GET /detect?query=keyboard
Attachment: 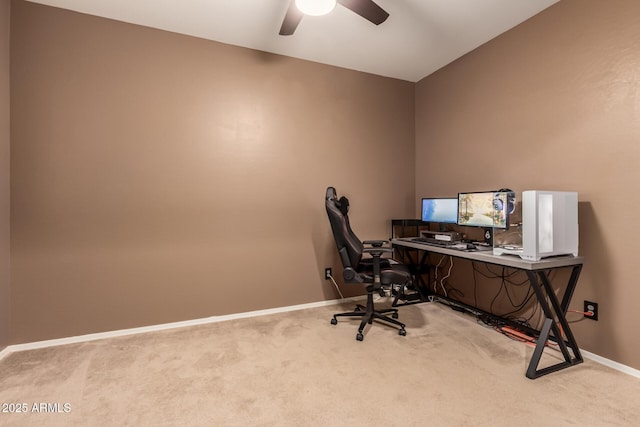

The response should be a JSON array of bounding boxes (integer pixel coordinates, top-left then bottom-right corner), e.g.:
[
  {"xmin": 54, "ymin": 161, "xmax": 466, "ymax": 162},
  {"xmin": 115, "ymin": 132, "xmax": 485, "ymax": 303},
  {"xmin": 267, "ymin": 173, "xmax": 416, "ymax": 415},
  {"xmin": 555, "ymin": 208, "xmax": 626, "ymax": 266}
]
[
  {"xmin": 410, "ymin": 237, "xmax": 473, "ymax": 250},
  {"xmin": 410, "ymin": 237, "xmax": 454, "ymax": 247},
  {"xmin": 409, "ymin": 237, "xmax": 494, "ymax": 252}
]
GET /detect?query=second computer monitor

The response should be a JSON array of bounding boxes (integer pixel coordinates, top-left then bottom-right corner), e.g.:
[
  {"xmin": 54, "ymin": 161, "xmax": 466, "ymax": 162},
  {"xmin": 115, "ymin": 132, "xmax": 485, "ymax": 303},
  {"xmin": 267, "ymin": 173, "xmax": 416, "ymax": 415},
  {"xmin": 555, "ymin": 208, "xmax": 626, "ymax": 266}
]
[
  {"xmin": 421, "ymin": 198, "xmax": 458, "ymax": 224},
  {"xmin": 457, "ymin": 191, "xmax": 508, "ymax": 229}
]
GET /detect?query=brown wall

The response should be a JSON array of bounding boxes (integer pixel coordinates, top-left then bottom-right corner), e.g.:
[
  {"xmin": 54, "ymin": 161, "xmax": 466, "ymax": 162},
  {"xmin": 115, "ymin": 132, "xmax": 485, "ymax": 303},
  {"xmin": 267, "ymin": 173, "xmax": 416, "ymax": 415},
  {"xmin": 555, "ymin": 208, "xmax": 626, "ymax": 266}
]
[
  {"xmin": 0, "ymin": 0, "xmax": 10, "ymax": 350},
  {"xmin": 9, "ymin": 1, "xmax": 415, "ymax": 343},
  {"xmin": 8, "ymin": 0, "xmax": 638, "ymax": 371},
  {"xmin": 415, "ymin": 0, "xmax": 640, "ymax": 369}
]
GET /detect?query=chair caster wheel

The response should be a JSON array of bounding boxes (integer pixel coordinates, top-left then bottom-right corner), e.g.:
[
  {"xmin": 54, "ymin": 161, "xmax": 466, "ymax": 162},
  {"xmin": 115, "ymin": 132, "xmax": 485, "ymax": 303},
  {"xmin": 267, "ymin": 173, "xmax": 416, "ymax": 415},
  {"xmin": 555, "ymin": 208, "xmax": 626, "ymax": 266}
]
[
  {"xmin": 356, "ymin": 333, "xmax": 364, "ymax": 341},
  {"xmin": 399, "ymin": 329, "xmax": 406, "ymax": 336},
  {"xmin": 330, "ymin": 318, "xmax": 337, "ymax": 325},
  {"xmin": 392, "ymin": 312, "xmax": 399, "ymax": 319}
]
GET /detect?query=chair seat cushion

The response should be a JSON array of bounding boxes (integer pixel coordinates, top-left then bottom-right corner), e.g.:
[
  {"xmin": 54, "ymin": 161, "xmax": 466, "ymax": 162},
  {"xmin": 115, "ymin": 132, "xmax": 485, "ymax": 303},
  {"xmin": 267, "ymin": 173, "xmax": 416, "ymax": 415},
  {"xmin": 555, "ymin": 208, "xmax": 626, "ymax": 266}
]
[
  {"xmin": 358, "ymin": 257, "xmax": 392, "ymax": 269},
  {"xmin": 357, "ymin": 259, "xmax": 412, "ymax": 286},
  {"xmin": 380, "ymin": 264, "xmax": 413, "ymax": 286}
]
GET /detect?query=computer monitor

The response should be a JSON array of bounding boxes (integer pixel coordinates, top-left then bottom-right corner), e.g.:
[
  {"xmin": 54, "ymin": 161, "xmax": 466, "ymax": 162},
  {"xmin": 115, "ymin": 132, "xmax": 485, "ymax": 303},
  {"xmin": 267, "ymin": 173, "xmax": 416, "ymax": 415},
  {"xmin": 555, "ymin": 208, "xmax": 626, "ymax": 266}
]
[
  {"xmin": 421, "ymin": 198, "xmax": 458, "ymax": 224},
  {"xmin": 457, "ymin": 191, "xmax": 509, "ymax": 229}
]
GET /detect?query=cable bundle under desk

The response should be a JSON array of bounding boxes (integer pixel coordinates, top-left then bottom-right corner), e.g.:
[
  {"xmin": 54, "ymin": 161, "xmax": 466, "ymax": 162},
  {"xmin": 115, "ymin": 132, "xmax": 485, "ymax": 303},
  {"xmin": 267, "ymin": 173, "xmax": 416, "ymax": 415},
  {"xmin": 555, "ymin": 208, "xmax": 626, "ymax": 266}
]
[{"xmin": 390, "ymin": 237, "xmax": 585, "ymax": 379}]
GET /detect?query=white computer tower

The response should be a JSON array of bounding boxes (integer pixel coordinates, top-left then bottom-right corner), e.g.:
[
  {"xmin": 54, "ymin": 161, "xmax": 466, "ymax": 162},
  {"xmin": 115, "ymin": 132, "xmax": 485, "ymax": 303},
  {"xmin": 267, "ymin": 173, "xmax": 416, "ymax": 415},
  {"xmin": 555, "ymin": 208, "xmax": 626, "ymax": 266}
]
[{"xmin": 494, "ymin": 190, "xmax": 578, "ymax": 261}]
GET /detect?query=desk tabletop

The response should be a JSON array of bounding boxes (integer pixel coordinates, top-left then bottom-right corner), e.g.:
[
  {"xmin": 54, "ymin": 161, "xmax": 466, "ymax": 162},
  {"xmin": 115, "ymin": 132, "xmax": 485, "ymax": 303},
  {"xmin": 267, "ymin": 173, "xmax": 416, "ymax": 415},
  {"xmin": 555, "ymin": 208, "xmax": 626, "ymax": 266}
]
[{"xmin": 391, "ymin": 238, "xmax": 584, "ymax": 271}]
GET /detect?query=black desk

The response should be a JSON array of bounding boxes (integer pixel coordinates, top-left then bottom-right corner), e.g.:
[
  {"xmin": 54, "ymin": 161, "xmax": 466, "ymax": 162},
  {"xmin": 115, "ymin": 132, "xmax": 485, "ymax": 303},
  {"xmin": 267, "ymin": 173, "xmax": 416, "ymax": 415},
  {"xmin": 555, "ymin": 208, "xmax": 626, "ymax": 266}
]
[{"xmin": 391, "ymin": 237, "xmax": 585, "ymax": 379}]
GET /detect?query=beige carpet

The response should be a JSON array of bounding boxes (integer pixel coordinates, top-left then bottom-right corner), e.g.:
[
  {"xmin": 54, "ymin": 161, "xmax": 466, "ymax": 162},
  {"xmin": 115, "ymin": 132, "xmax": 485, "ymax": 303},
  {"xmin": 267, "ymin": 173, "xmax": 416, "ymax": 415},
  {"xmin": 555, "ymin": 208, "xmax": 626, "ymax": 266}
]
[{"xmin": 1, "ymin": 301, "xmax": 639, "ymax": 426}]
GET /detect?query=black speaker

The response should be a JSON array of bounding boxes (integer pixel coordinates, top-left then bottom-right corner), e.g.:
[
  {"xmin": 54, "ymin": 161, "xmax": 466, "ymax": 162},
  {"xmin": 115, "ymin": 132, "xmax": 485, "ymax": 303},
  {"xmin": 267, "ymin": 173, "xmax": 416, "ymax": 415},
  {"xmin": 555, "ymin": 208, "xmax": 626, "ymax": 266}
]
[{"xmin": 483, "ymin": 228, "xmax": 493, "ymax": 246}]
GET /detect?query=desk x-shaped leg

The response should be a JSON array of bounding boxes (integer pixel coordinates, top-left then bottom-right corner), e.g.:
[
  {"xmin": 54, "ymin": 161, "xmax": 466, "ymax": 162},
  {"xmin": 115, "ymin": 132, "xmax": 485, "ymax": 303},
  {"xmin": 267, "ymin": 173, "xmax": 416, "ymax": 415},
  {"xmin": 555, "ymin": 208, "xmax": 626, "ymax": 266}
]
[{"xmin": 525, "ymin": 264, "xmax": 584, "ymax": 379}]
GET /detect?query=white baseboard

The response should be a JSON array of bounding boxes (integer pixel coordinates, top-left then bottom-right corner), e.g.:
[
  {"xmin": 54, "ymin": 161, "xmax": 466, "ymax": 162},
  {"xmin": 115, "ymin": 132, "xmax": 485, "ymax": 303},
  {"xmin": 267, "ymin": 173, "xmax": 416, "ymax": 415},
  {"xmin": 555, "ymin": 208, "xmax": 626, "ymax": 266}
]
[
  {"xmin": 0, "ymin": 345, "xmax": 10, "ymax": 361},
  {"xmin": 0, "ymin": 296, "xmax": 363, "ymax": 358},
  {"xmin": 581, "ymin": 349, "xmax": 640, "ymax": 379},
  {"xmin": 1, "ymin": 297, "xmax": 639, "ymax": 380}
]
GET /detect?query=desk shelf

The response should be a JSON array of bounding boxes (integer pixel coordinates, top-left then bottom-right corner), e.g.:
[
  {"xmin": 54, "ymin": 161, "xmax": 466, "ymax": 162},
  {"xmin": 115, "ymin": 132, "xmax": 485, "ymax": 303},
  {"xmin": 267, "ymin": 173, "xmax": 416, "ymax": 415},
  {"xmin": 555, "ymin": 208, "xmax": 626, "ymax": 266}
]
[{"xmin": 391, "ymin": 219, "xmax": 428, "ymax": 239}]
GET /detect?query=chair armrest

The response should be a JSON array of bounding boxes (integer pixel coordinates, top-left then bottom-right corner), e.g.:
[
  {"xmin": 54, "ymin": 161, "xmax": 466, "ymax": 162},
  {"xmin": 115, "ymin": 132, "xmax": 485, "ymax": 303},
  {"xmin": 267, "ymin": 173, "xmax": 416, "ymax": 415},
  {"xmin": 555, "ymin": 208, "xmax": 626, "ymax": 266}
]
[
  {"xmin": 363, "ymin": 240, "xmax": 388, "ymax": 247},
  {"xmin": 362, "ymin": 247, "xmax": 392, "ymax": 285},
  {"xmin": 363, "ymin": 247, "xmax": 393, "ymax": 257}
]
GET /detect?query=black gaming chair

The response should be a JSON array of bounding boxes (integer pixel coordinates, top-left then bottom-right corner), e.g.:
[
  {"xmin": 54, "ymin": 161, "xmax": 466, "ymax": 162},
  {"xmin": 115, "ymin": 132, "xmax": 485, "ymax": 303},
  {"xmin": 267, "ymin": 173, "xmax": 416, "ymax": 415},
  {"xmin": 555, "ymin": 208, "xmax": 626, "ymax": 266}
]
[{"xmin": 325, "ymin": 187, "xmax": 413, "ymax": 341}]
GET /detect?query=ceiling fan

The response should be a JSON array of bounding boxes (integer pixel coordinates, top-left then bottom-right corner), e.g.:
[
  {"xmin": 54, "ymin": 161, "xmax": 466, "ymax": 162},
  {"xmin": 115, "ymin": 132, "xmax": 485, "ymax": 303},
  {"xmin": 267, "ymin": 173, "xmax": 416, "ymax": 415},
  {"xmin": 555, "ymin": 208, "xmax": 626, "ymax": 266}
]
[{"xmin": 279, "ymin": 0, "xmax": 390, "ymax": 36}]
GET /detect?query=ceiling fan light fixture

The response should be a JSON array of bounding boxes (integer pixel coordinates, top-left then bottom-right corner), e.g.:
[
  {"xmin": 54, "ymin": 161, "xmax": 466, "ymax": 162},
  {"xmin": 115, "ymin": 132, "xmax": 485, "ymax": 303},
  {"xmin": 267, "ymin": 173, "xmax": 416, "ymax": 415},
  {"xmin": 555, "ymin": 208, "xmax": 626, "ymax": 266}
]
[{"xmin": 295, "ymin": 0, "xmax": 337, "ymax": 16}]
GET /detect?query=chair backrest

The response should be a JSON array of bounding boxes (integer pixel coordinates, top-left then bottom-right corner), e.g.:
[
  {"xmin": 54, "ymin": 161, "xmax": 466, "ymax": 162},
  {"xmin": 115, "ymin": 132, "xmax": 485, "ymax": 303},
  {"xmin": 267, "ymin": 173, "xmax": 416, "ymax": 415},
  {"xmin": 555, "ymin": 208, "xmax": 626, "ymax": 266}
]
[{"xmin": 325, "ymin": 187, "xmax": 364, "ymax": 270}]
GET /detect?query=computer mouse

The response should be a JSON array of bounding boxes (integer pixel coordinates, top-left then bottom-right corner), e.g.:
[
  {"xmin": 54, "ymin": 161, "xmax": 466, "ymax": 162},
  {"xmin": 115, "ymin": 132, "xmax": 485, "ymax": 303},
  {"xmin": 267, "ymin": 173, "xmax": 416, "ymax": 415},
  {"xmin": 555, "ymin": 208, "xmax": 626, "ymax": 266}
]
[{"xmin": 466, "ymin": 243, "xmax": 477, "ymax": 250}]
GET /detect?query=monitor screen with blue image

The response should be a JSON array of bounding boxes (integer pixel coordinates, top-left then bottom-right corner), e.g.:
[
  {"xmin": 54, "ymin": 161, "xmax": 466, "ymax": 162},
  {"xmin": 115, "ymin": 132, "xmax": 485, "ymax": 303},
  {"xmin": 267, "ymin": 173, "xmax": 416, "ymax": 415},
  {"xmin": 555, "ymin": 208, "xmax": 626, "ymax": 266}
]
[{"xmin": 421, "ymin": 198, "xmax": 458, "ymax": 224}]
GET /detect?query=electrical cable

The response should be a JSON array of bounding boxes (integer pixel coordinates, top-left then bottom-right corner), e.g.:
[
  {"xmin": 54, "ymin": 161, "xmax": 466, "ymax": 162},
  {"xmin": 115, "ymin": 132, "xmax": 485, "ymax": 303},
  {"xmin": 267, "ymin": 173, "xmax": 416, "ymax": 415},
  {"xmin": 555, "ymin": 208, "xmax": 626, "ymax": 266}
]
[
  {"xmin": 426, "ymin": 248, "xmax": 575, "ymax": 352},
  {"xmin": 497, "ymin": 326, "xmax": 537, "ymax": 347},
  {"xmin": 566, "ymin": 309, "xmax": 595, "ymax": 323},
  {"xmin": 471, "ymin": 262, "xmax": 540, "ymax": 330},
  {"xmin": 428, "ymin": 252, "xmax": 464, "ymax": 299},
  {"xmin": 329, "ymin": 272, "xmax": 387, "ymax": 302},
  {"xmin": 472, "ymin": 261, "xmax": 479, "ymax": 308},
  {"xmin": 433, "ymin": 255, "xmax": 448, "ymax": 294},
  {"xmin": 438, "ymin": 254, "xmax": 568, "ymax": 343},
  {"xmin": 439, "ymin": 256, "xmax": 454, "ymax": 297},
  {"xmin": 327, "ymin": 274, "xmax": 344, "ymax": 299}
]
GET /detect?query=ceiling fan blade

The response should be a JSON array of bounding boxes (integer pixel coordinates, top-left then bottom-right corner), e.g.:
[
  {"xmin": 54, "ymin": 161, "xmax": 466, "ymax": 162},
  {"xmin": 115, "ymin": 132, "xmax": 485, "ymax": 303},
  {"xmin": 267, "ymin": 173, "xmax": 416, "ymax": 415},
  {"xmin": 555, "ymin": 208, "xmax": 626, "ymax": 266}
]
[
  {"xmin": 338, "ymin": 0, "xmax": 389, "ymax": 25},
  {"xmin": 279, "ymin": 1, "xmax": 304, "ymax": 35}
]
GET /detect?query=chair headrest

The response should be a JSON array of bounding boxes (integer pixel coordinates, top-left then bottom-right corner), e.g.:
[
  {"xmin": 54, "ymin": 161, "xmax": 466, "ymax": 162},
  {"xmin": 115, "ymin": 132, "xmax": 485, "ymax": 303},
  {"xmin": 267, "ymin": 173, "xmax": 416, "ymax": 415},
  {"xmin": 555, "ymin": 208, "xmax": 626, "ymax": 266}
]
[
  {"xmin": 326, "ymin": 187, "xmax": 336, "ymax": 200},
  {"xmin": 337, "ymin": 196, "xmax": 349, "ymax": 215},
  {"xmin": 326, "ymin": 187, "xmax": 350, "ymax": 215}
]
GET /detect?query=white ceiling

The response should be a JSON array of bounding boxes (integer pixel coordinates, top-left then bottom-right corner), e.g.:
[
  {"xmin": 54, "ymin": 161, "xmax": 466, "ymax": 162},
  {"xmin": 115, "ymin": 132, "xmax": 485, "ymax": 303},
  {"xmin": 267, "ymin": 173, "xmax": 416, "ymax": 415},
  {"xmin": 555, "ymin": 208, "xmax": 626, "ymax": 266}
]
[{"xmin": 26, "ymin": 0, "xmax": 560, "ymax": 82}]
